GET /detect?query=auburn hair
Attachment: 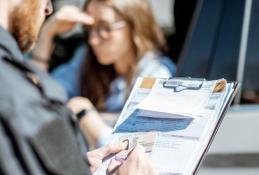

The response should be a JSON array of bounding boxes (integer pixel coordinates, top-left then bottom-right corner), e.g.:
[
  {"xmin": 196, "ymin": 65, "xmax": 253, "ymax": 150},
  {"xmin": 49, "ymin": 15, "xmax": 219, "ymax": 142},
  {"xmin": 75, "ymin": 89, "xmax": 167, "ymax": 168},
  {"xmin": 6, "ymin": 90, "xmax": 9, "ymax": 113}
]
[{"xmin": 80, "ymin": 0, "xmax": 166, "ymax": 110}]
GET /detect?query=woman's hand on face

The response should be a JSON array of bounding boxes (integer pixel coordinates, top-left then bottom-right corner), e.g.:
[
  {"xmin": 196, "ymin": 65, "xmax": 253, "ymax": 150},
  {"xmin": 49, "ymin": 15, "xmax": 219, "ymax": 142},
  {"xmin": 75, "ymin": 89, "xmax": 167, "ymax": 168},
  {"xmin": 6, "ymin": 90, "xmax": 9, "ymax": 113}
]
[{"xmin": 42, "ymin": 5, "xmax": 94, "ymax": 37}]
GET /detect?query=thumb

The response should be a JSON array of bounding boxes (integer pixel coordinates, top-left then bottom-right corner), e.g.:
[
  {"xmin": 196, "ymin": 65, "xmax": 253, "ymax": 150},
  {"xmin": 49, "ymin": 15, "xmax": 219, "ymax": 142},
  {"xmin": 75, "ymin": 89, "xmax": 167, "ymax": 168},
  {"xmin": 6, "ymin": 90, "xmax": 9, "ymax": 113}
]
[
  {"xmin": 101, "ymin": 142, "xmax": 128, "ymax": 158},
  {"xmin": 75, "ymin": 12, "xmax": 94, "ymax": 25},
  {"xmin": 107, "ymin": 159, "xmax": 122, "ymax": 175},
  {"xmin": 129, "ymin": 145, "xmax": 145, "ymax": 156},
  {"xmin": 69, "ymin": 7, "xmax": 94, "ymax": 25}
]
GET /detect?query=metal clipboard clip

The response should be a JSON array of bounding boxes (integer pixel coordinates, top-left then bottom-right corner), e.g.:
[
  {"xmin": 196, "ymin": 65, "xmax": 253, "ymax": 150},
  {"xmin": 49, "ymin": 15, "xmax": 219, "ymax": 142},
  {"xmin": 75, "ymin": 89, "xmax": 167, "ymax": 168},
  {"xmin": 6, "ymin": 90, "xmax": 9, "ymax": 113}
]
[{"xmin": 162, "ymin": 77, "xmax": 205, "ymax": 92}]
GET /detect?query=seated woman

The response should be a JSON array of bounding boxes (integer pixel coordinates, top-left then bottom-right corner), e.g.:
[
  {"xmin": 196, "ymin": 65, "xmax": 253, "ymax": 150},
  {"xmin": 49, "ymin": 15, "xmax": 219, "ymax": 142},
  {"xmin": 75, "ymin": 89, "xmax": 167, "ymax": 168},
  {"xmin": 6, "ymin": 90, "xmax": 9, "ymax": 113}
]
[{"xmin": 32, "ymin": 0, "xmax": 176, "ymax": 148}]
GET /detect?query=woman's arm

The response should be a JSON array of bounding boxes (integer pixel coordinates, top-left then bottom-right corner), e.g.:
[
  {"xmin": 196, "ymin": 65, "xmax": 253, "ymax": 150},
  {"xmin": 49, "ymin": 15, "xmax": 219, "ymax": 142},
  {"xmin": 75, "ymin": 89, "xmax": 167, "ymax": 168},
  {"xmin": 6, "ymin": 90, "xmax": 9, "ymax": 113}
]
[
  {"xmin": 31, "ymin": 6, "xmax": 94, "ymax": 71},
  {"xmin": 67, "ymin": 97, "xmax": 112, "ymax": 149},
  {"xmin": 31, "ymin": 25, "xmax": 55, "ymax": 71}
]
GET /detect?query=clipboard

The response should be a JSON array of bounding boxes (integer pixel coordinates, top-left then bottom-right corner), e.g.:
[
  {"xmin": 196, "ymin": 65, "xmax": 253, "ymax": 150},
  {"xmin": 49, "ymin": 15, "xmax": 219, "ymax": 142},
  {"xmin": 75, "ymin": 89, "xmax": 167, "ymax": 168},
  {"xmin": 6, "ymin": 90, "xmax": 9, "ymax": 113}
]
[
  {"xmin": 139, "ymin": 77, "xmax": 239, "ymax": 174},
  {"xmin": 163, "ymin": 77, "xmax": 205, "ymax": 92},
  {"xmin": 162, "ymin": 77, "xmax": 228, "ymax": 93},
  {"xmin": 94, "ymin": 77, "xmax": 239, "ymax": 175},
  {"xmin": 160, "ymin": 77, "xmax": 239, "ymax": 174},
  {"xmin": 193, "ymin": 81, "xmax": 239, "ymax": 174}
]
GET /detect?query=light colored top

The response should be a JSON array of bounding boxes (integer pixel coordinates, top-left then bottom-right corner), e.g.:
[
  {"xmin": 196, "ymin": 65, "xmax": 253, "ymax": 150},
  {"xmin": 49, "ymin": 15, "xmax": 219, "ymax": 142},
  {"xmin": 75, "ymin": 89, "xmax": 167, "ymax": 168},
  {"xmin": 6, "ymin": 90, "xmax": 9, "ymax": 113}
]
[{"xmin": 51, "ymin": 46, "xmax": 176, "ymax": 112}]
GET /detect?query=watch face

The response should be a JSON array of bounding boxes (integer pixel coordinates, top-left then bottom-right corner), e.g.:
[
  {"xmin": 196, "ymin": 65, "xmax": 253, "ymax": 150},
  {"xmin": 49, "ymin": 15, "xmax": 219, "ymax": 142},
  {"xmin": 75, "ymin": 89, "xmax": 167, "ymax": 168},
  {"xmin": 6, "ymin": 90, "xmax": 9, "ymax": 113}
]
[{"xmin": 76, "ymin": 109, "xmax": 87, "ymax": 121}]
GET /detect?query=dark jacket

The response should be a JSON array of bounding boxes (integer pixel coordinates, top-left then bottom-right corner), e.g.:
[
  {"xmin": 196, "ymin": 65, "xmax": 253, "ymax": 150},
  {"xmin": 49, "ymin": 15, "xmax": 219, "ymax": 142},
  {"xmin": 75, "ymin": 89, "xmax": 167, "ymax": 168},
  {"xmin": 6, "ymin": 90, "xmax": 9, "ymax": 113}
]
[{"xmin": 0, "ymin": 27, "xmax": 90, "ymax": 175}]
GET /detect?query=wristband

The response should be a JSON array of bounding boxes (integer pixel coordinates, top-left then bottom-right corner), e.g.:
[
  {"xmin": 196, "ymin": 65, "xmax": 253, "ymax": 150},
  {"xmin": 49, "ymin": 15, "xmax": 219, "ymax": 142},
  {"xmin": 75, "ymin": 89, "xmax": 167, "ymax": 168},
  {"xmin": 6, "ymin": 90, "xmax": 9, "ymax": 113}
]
[{"xmin": 75, "ymin": 107, "xmax": 95, "ymax": 122}]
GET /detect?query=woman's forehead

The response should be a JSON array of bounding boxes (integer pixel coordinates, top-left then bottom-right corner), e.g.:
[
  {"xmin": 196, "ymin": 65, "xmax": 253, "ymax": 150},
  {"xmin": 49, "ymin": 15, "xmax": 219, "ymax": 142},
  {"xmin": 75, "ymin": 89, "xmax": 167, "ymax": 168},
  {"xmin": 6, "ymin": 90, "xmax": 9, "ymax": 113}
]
[{"xmin": 86, "ymin": 1, "xmax": 120, "ymax": 22}]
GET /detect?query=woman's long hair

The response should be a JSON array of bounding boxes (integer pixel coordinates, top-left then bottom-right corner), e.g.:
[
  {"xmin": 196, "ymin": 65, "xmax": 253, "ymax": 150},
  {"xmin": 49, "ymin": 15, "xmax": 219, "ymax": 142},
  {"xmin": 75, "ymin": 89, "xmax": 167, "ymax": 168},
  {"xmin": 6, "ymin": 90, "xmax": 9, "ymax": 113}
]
[{"xmin": 80, "ymin": 0, "xmax": 167, "ymax": 110}]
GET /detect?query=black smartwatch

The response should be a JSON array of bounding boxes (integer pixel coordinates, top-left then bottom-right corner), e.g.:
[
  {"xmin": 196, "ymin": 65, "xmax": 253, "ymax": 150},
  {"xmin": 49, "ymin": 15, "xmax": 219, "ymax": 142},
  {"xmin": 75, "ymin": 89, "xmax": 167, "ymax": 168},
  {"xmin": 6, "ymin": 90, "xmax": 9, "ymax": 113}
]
[
  {"xmin": 76, "ymin": 109, "xmax": 88, "ymax": 121},
  {"xmin": 74, "ymin": 107, "xmax": 95, "ymax": 122}
]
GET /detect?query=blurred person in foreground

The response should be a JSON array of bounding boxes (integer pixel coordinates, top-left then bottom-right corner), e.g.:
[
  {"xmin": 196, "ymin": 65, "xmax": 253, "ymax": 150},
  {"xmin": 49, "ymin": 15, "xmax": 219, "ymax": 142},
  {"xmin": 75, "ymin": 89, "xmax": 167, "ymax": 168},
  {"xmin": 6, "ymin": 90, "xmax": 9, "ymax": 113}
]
[
  {"xmin": 32, "ymin": 0, "xmax": 176, "ymax": 148},
  {"xmin": 0, "ymin": 0, "xmax": 157, "ymax": 174}
]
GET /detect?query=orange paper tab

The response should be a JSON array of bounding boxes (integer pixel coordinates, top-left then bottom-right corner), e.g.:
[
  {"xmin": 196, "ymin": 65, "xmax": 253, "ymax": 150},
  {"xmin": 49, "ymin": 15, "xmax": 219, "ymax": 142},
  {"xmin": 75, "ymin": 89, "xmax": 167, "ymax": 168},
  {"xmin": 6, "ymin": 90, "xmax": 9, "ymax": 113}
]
[{"xmin": 140, "ymin": 77, "xmax": 156, "ymax": 89}]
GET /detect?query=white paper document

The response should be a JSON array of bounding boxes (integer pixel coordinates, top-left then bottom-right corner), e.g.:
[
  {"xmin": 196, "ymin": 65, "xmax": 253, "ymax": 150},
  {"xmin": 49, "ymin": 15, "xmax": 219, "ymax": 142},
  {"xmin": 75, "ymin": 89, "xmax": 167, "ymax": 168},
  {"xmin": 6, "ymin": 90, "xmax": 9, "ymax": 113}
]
[
  {"xmin": 137, "ymin": 79, "xmax": 217, "ymax": 119},
  {"xmin": 94, "ymin": 77, "xmax": 238, "ymax": 175}
]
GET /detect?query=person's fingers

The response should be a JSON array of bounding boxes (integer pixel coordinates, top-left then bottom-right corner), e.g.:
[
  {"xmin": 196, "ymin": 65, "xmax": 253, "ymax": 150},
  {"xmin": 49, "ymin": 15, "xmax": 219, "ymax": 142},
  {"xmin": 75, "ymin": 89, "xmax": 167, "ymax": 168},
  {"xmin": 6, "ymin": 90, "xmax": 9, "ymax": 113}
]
[
  {"xmin": 107, "ymin": 159, "xmax": 122, "ymax": 175},
  {"xmin": 74, "ymin": 12, "xmax": 94, "ymax": 25},
  {"xmin": 101, "ymin": 142, "xmax": 128, "ymax": 158},
  {"xmin": 89, "ymin": 159, "xmax": 100, "ymax": 173},
  {"xmin": 86, "ymin": 143, "xmax": 127, "ymax": 174},
  {"xmin": 65, "ymin": 11, "xmax": 94, "ymax": 25},
  {"xmin": 56, "ymin": 6, "xmax": 94, "ymax": 25},
  {"xmin": 86, "ymin": 151, "xmax": 103, "ymax": 173},
  {"xmin": 127, "ymin": 145, "xmax": 145, "ymax": 159},
  {"xmin": 117, "ymin": 145, "xmax": 158, "ymax": 175}
]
